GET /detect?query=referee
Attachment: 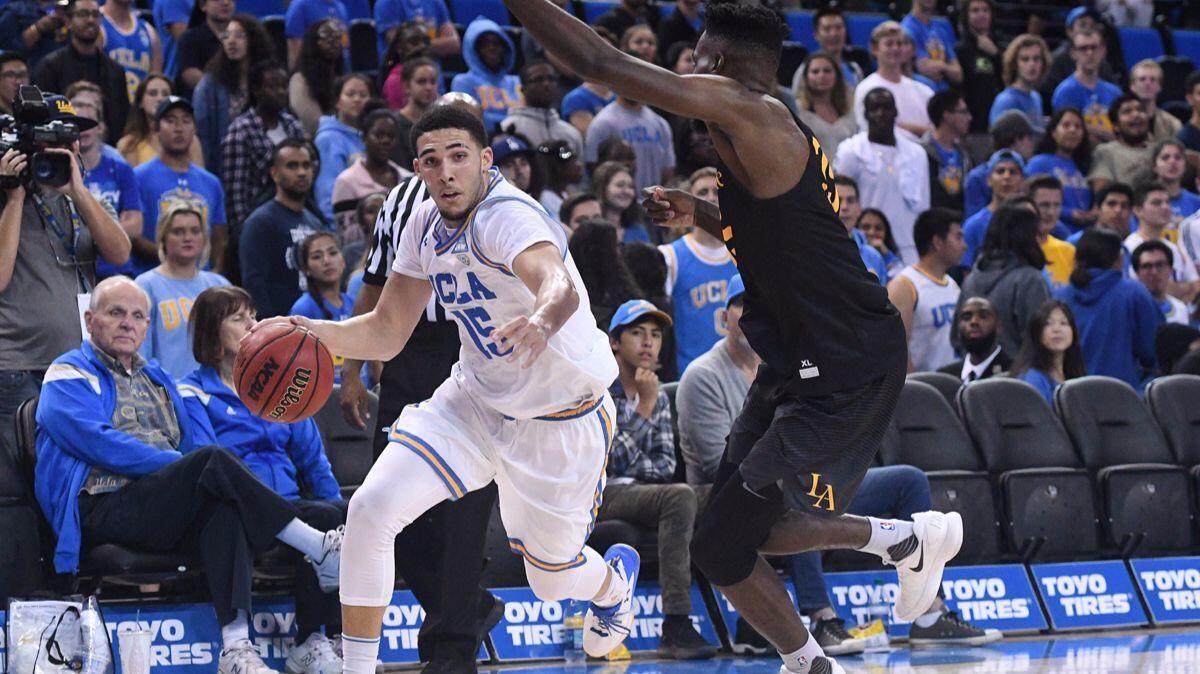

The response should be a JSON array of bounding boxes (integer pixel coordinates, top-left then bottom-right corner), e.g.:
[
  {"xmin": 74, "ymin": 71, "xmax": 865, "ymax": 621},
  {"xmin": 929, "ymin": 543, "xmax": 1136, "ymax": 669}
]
[{"xmin": 340, "ymin": 134, "xmax": 501, "ymax": 671}]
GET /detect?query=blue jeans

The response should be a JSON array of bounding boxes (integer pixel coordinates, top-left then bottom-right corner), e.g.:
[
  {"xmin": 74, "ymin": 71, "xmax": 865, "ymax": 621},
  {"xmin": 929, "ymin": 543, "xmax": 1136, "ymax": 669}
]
[
  {"xmin": 789, "ymin": 465, "xmax": 933, "ymax": 614},
  {"xmin": 0, "ymin": 369, "xmax": 43, "ymax": 466}
]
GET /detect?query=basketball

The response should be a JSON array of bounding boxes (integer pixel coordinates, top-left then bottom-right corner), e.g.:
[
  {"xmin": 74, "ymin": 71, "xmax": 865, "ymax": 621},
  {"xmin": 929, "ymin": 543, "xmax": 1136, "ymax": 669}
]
[{"xmin": 234, "ymin": 322, "xmax": 334, "ymax": 423}]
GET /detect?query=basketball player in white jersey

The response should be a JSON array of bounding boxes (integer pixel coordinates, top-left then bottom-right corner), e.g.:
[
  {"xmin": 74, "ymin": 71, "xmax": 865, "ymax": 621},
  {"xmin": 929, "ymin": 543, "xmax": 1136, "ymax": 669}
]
[
  {"xmin": 253, "ymin": 106, "xmax": 640, "ymax": 671},
  {"xmin": 887, "ymin": 208, "xmax": 966, "ymax": 372}
]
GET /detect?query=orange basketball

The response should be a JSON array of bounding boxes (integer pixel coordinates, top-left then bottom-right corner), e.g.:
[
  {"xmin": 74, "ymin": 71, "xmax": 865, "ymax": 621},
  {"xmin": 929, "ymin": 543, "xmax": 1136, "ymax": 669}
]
[{"xmin": 234, "ymin": 322, "xmax": 334, "ymax": 423}]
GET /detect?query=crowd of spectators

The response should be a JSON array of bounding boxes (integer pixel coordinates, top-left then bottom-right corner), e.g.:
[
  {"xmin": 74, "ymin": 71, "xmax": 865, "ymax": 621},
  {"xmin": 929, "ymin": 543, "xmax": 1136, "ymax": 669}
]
[{"xmin": 4, "ymin": 0, "xmax": 1200, "ymax": 671}]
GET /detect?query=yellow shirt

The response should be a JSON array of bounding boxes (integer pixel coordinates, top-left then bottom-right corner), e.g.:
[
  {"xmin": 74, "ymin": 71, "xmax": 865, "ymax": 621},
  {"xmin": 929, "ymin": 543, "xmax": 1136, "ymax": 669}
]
[{"xmin": 1042, "ymin": 236, "xmax": 1076, "ymax": 287}]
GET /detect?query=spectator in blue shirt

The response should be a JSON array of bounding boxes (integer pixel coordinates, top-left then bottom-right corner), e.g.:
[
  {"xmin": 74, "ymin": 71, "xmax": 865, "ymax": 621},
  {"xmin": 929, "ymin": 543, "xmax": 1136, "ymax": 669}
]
[
  {"xmin": 152, "ymin": 0, "xmax": 191, "ymax": 79},
  {"xmin": 561, "ymin": 81, "xmax": 616, "ymax": 139},
  {"xmin": 1179, "ymin": 71, "xmax": 1200, "ymax": 154},
  {"xmin": 963, "ymin": 110, "xmax": 1035, "ymax": 218},
  {"xmin": 921, "ymin": 89, "xmax": 972, "ymax": 211},
  {"xmin": 1149, "ymin": 139, "xmax": 1200, "ymax": 228},
  {"xmin": 990, "ymin": 34, "xmax": 1048, "ymax": 132},
  {"xmin": 900, "ymin": 0, "xmax": 962, "ymax": 92},
  {"xmin": 1052, "ymin": 28, "xmax": 1122, "ymax": 144},
  {"xmin": 857, "ymin": 208, "xmax": 905, "ymax": 279},
  {"xmin": 72, "ymin": 96, "xmax": 144, "ymax": 280},
  {"xmin": 314, "ymin": 73, "xmax": 371, "ymax": 221},
  {"xmin": 963, "ymin": 150, "xmax": 1026, "ymax": 267},
  {"xmin": 1027, "ymin": 108, "xmax": 1094, "ymax": 232},
  {"xmin": 372, "ymin": 0, "xmax": 459, "ymax": 65},
  {"xmin": 450, "ymin": 17, "xmax": 522, "ymax": 133},
  {"xmin": 290, "ymin": 231, "xmax": 354, "ymax": 383},
  {"xmin": 592, "ymin": 160, "xmax": 651, "ymax": 243},
  {"xmin": 285, "ymin": 0, "xmax": 346, "ymax": 70},
  {"xmin": 135, "ymin": 201, "xmax": 229, "ymax": 380},
  {"xmin": 1055, "ymin": 229, "xmax": 1162, "ymax": 388},
  {"xmin": 835, "ymin": 176, "xmax": 890, "ymax": 284},
  {"xmin": 1012, "ymin": 299, "xmax": 1087, "ymax": 404}
]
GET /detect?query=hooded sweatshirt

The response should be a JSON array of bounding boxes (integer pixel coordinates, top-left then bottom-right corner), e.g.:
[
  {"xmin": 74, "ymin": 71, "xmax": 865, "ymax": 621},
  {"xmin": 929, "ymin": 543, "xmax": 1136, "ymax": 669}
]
[
  {"xmin": 451, "ymin": 18, "xmax": 523, "ymax": 133},
  {"xmin": 500, "ymin": 106, "xmax": 584, "ymax": 158},
  {"xmin": 956, "ymin": 253, "xmax": 1050, "ymax": 356},
  {"xmin": 1053, "ymin": 268, "xmax": 1162, "ymax": 388},
  {"xmin": 314, "ymin": 114, "xmax": 365, "ymax": 221}
]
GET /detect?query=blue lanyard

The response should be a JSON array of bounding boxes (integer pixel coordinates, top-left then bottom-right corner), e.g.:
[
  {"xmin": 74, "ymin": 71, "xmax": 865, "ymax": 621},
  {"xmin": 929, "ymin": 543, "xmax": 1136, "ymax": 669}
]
[{"xmin": 34, "ymin": 193, "xmax": 83, "ymax": 257}]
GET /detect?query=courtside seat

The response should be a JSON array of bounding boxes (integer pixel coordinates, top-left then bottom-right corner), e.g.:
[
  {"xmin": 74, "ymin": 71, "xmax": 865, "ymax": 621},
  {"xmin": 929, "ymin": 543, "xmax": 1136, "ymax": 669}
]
[
  {"xmin": 881, "ymin": 381, "xmax": 999, "ymax": 563},
  {"xmin": 1055, "ymin": 377, "xmax": 1193, "ymax": 555},
  {"xmin": 957, "ymin": 379, "xmax": 1099, "ymax": 560},
  {"xmin": 906, "ymin": 371, "xmax": 962, "ymax": 408},
  {"xmin": 1117, "ymin": 27, "xmax": 1165, "ymax": 73},
  {"xmin": 314, "ymin": 384, "xmax": 378, "ymax": 499},
  {"xmin": 1145, "ymin": 374, "xmax": 1200, "ymax": 514},
  {"xmin": 1, "ymin": 397, "xmax": 45, "ymax": 603}
]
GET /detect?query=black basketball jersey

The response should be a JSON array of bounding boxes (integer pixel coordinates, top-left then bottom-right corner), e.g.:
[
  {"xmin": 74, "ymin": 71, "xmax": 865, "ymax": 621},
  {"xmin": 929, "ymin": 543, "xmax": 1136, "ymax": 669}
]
[{"xmin": 715, "ymin": 114, "xmax": 907, "ymax": 396}]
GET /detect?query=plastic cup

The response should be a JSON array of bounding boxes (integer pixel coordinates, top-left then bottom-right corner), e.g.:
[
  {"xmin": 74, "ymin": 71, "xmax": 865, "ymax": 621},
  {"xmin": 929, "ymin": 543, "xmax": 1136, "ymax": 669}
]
[{"xmin": 117, "ymin": 629, "xmax": 152, "ymax": 674}]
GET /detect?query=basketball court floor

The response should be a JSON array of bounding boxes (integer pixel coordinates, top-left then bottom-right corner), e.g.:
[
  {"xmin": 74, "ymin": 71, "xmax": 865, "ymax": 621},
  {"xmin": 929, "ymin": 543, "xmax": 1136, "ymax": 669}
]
[{"xmin": 475, "ymin": 627, "xmax": 1200, "ymax": 673}]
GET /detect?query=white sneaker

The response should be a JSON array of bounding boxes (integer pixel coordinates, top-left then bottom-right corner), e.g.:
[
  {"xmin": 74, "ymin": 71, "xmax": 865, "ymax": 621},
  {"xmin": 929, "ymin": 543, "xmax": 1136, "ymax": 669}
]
[
  {"xmin": 219, "ymin": 640, "xmax": 279, "ymax": 674},
  {"xmin": 777, "ymin": 655, "xmax": 845, "ymax": 674},
  {"xmin": 285, "ymin": 633, "xmax": 341, "ymax": 674},
  {"xmin": 889, "ymin": 511, "xmax": 963, "ymax": 623},
  {"xmin": 306, "ymin": 526, "xmax": 343, "ymax": 592},
  {"xmin": 582, "ymin": 544, "xmax": 640, "ymax": 657}
]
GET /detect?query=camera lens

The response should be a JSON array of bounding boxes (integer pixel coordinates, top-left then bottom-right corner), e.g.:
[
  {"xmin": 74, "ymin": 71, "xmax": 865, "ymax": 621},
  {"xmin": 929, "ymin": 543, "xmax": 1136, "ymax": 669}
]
[{"xmin": 33, "ymin": 156, "xmax": 53, "ymax": 181}]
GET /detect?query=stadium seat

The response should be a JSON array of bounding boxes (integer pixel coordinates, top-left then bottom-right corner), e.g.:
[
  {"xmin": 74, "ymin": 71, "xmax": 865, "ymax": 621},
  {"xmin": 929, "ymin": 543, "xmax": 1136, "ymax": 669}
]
[
  {"xmin": 450, "ymin": 0, "xmax": 510, "ymax": 26},
  {"xmin": 343, "ymin": 0, "xmax": 371, "ymax": 21},
  {"xmin": 1175, "ymin": 30, "xmax": 1200, "ymax": 67},
  {"xmin": 1145, "ymin": 374, "xmax": 1200, "ymax": 515},
  {"xmin": 1158, "ymin": 55, "xmax": 1196, "ymax": 105},
  {"xmin": 957, "ymin": 378, "xmax": 1099, "ymax": 560},
  {"xmin": 906, "ymin": 371, "xmax": 961, "ymax": 408},
  {"xmin": 314, "ymin": 384, "xmax": 378, "ymax": 499},
  {"xmin": 881, "ymin": 381, "xmax": 999, "ymax": 562},
  {"xmin": 581, "ymin": 1, "xmax": 614, "ymax": 24},
  {"xmin": 236, "ymin": 0, "xmax": 285, "ymax": 18},
  {"xmin": 263, "ymin": 16, "xmax": 287, "ymax": 70},
  {"xmin": 784, "ymin": 11, "xmax": 818, "ymax": 52},
  {"xmin": 845, "ymin": 13, "xmax": 889, "ymax": 50},
  {"xmin": 661, "ymin": 381, "xmax": 687, "ymax": 484},
  {"xmin": 1117, "ymin": 27, "xmax": 1165, "ymax": 74},
  {"xmin": 480, "ymin": 500, "xmax": 528, "ymax": 588},
  {"xmin": 1, "ymin": 397, "xmax": 45, "ymax": 603},
  {"xmin": 778, "ymin": 42, "xmax": 808, "ymax": 87},
  {"xmin": 349, "ymin": 18, "xmax": 379, "ymax": 74},
  {"xmin": 1056, "ymin": 377, "xmax": 1194, "ymax": 554}
]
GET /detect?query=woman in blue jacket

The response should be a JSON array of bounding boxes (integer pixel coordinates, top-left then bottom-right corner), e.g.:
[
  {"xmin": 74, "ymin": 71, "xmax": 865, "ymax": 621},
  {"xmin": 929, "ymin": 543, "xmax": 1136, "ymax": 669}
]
[
  {"xmin": 1053, "ymin": 228, "xmax": 1163, "ymax": 389},
  {"xmin": 314, "ymin": 74, "xmax": 373, "ymax": 221},
  {"xmin": 180, "ymin": 286, "xmax": 345, "ymax": 674},
  {"xmin": 1011, "ymin": 299, "xmax": 1087, "ymax": 405}
]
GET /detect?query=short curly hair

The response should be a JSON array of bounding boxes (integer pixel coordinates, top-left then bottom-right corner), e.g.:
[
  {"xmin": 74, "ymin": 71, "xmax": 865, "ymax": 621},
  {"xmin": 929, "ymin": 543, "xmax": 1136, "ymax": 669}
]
[{"xmin": 703, "ymin": 1, "xmax": 787, "ymax": 67}]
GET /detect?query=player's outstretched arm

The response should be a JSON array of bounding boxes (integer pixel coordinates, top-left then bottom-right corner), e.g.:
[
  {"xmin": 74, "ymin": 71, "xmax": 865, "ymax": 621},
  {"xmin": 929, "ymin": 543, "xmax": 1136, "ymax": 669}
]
[
  {"xmin": 642, "ymin": 187, "xmax": 724, "ymax": 240},
  {"xmin": 504, "ymin": 0, "xmax": 754, "ymax": 131},
  {"xmin": 251, "ymin": 273, "xmax": 432, "ymax": 362},
  {"xmin": 492, "ymin": 242, "xmax": 578, "ymax": 368}
]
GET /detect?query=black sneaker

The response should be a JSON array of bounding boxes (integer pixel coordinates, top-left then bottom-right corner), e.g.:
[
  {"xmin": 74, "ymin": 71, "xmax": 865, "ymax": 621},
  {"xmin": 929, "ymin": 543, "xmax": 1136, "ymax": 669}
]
[
  {"xmin": 810, "ymin": 617, "xmax": 866, "ymax": 656},
  {"xmin": 419, "ymin": 659, "xmax": 476, "ymax": 674},
  {"xmin": 657, "ymin": 615, "xmax": 716, "ymax": 660},
  {"xmin": 805, "ymin": 656, "xmax": 847, "ymax": 674},
  {"xmin": 730, "ymin": 616, "xmax": 771, "ymax": 656},
  {"xmin": 907, "ymin": 610, "xmax": 1002, "ymax": 647}
]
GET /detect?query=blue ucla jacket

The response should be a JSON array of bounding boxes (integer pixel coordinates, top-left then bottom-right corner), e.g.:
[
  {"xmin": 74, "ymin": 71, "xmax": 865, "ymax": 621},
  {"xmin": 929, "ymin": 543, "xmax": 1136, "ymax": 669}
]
[
  {"xmin": 1053, "ymin": 269, "xmax": 1162, "ymax": 388},
  {"xmin": 178, "ymin": 366, "xmax": 341, "ymax": 502},
  {"xmin": 450, "ymin": 18, "xmax": 522, "ymax": 132},
  {"xmin": 35, "ymin": 341, "xmax": 194, "ymax": 573}
]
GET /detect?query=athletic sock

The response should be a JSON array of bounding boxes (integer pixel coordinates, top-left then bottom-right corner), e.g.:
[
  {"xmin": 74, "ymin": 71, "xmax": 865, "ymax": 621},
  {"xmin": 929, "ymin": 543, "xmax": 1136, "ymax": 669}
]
[
  {"xmin": 913, "ymin": 609, "xmax": 943, "ymax": 628},
  {"xmin": 591, "ymin": 564, "xmax": 627, "ymax": 608},
  {"xmin": 340, "ymin": 635, "xmax": 380, "ymax": 674},
  {"xmin": 276, "ymin": 518, "xmax": 326, "ymax": 559},
  {"xmin": 857, "ymin": 517, "xmax": 915, "ymax": 563},
  {"xmin": 221, "ymin": 611, "xmax": 250, "ymax": 650},
  {"xmin": 780, "ymin": 635, "xmax": 826, "ymax": 673}
]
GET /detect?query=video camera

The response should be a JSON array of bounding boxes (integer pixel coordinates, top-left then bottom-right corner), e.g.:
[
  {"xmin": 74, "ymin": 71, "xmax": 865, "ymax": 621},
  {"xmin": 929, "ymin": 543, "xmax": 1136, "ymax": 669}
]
[{"xmin": 0, "ymin": 85, "xmax": 81, "ymax": 189}]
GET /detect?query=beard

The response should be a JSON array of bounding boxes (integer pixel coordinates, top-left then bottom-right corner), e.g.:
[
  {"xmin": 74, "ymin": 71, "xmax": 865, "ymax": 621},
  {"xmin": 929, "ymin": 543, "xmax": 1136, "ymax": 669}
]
[{"xmin": 962, "ymin": 332, "xmax": 997, "ymax": 356}]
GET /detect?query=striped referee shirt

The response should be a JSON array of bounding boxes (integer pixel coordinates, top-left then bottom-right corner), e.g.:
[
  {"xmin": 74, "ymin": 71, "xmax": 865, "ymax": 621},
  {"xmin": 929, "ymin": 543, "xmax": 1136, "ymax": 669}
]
[{"xmin": 361, "ymin": 175, "xmax": 450, "ymax": 324}]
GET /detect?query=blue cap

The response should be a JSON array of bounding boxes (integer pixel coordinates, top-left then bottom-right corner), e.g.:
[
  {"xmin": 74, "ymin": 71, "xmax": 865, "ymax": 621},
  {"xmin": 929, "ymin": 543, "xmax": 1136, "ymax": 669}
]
[
  {"xmin": 608, "ymin": 299, "xmax": 672, "ymax": 335},
  {"xmin": 726, "ymin": 273, "xmax": 745, "ymax": 307},
  {"xmin": 1066, "ymin": 7, "xmax": 1101, "ymax": 29},
  {"xmin": 490, "ymin": 136, "xmax": 532, "ymax": 164},
  {"xmin": 986, "ymin": 149, "xmax": 1025, "ymax": 176}
]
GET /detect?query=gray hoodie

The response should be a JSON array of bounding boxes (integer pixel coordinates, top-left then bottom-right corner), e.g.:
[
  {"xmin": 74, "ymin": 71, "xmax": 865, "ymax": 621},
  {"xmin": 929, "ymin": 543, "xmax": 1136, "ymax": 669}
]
[
  {"xmin": 499, "ymin": 107, "xmax": 584, "ymax": 158},
  {"xmin": 956, "ymin": 253, "xmax": 1051, "ymax": 356}
]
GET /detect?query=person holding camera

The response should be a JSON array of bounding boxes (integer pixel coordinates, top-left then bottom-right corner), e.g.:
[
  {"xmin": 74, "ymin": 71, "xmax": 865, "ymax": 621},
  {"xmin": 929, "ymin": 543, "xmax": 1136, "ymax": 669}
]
[
  {"xmin": 0, "ymin": 0, "xmax": 67, "ymax": 65},
  {"xmin": 0, "ymin": 92, "xmax": 131, "ymax": 467}
]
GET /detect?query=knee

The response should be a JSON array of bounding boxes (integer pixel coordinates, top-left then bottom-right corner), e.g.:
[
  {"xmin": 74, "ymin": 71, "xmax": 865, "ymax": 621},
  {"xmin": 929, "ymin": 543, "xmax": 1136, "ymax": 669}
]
[
  {"xmin": 347, "ymin": 484, "xmax": 390, "ymax": 531},
  {"xmin": 524, "ymin": 564, "xmax": 577, "ymax": 602},
  {"xmin": 302, "ymin": 501, "xmax": 346, "ymax": 530},
  {"xmin": 661, "ymin": 483, "xmax": 697, "ymax": 516},
  {"xmin": 689, "ymin": 515, "xmax": 724, "ymax": 573},
  {"xmin": 893, "ymin": 465, "xmax": 932, "ymax": 504}
]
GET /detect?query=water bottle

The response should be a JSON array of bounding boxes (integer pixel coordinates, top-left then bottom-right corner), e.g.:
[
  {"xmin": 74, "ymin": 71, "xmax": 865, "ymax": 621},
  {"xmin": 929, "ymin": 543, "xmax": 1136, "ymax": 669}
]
[
  {"xmin": 80, "ymin": 596, "xmax": 114, "ymax": 674},
  {"xmin": 562, "ymin": 600, "xmax": 586, "ymax": 665}
]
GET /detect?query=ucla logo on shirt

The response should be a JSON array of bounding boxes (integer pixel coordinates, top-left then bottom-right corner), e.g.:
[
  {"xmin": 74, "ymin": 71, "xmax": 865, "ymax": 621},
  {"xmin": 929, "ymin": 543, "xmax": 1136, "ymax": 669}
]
[
  {"xmin": 931, "ymin": 303, "xmax": 956, "ymax": 329},
  {"xmin": 689, "ymin": 279, "xmax": 727, "ymax": 310}
]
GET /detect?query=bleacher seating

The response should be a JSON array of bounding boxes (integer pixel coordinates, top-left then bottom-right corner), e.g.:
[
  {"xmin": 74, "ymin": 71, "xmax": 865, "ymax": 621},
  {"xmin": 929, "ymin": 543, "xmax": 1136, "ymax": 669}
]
[
  {"xmin": 450, "ymin": 0, "xmax": 512, "ymax": 26},
  {"xmin": 1145, "ymin": 375, "xmax": 1200, "ymax": 514},
  {"xmin": 784, "ymin": 11, "xmax": 818, "ymax": 52},
  {"xmin": 236, "ymin": 0, "xmax": 285, "ymax": 18},
  {"xmin": 906, "ymin": 371, "xmax": 962, "ymax": 408},
  {"xmin": 1, "ymin": 397, "xmax": 45, "ymax": 604},
  {"xmin": 314, "ymin": 385, "xmax": 378, "ymax": 499},
  {"xmin": 1055, "ymin": 377, "xmax": 1193, "ymax": 555},
  {"xmin": 845, "ymin": 13, "xmax": 889, "ymax": 54},
  {"xmin": 881, "ymin": 381, "xmax": 999, "ymax": 563},
  {"xmin": 1118, "ymin": 26, "xmax": 1167, "ymax": 72},
  {"xmin": 957, "ymin": 379, "xmax": 1099, "ymax": 560},
  {"xmin": 1171, "ymin": 29, "xmax": 1200, "ymax": 66}
]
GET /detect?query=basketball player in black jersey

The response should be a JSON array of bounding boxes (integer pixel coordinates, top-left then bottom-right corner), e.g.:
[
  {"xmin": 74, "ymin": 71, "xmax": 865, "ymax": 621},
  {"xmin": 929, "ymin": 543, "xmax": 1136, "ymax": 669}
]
[{"xmin": 505, "ymin": 2, "xmax": 964, "ymax": 672}]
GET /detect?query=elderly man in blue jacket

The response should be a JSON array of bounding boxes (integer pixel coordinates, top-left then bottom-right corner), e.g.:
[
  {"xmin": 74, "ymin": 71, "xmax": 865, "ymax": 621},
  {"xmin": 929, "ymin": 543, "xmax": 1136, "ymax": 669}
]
[{"xmin": 35, "ymin": 276, "xmax": 343, "ymax": 674}]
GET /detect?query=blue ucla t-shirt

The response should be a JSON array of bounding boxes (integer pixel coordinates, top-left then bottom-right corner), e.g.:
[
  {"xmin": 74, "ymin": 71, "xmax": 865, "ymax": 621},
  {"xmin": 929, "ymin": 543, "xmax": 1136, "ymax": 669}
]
[
  {"xmin": 1052, "ymin": 75, "xmax": 1122, "ymax": 136},
  {"xmin": 134, "ymin": 158, "xmax": 227, "ymax": 276},
  {"xmin": 152, "ymin": 0, "xmax": 192, "ymax": 79},
  {"xmin": 290, "ymin": 291, "xmax": 355, "ymax": 383},
  {"xmin": 990, "ymin": 88, "xmax": 1044, "ymax": 132},
  {"xmin": 900, "ymin": 15, "xmax": 957, "ymax": 92},
  {"xmin": 136, "ymin": 269, "xmax": 230, "ymax": 380},
  {"xmin": 1171, "ymin": 190, "xmax": 1200, "ymax": 227},
  {"xmin": 373, "ymin": 0, "xmax": 451, "ymax": 62},
  {"xmin": 102, "ymin": 15, "xmax": 155, "ymax": 103},
  {"xmin": 90, "ymin": 145, "xmax": 144, "ymax": 279},
  {"xmin": 931, "ymin": 140, "xmax": 964, "ymax": 199},
  {"xmin": 561, "ymin": 85, "xmax": 615, "ymax": 120},
  {"xmin": 1025, "ymin": 154, "xmax": 1092, "ymax": 232},
  {"xmin": 285, "ymin": 0, "xmax": 349, "ymax": 38}
]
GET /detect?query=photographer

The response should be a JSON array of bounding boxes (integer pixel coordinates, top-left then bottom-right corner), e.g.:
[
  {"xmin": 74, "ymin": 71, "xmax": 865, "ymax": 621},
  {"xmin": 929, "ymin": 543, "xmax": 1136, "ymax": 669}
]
[{"xmin": 0, "ymin": 91, "xmax": 130, "ymax": 464}]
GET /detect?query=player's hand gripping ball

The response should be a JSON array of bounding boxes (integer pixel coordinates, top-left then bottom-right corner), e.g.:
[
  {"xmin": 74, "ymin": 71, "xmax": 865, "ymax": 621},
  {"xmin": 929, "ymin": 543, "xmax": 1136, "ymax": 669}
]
[{"xmin": 234, "ymin": 321, "xmax": 334, "ymax": 422}]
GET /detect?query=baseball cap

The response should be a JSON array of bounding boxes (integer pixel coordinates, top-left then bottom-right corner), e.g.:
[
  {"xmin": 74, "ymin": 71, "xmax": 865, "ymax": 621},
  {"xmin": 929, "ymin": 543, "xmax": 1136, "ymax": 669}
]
[
  {"xmin": 155, "ymin": 95, "xmax": 193, "ymax": 122},
  {"xmin": 1065, "ymin": 7, "xmax": 1102, "ymax": 30},
  {"xmin": 608, "ymin": 299, "xmax": 672, "ymax": 335},
  {"xmin": 988, "ymin": 109, "xmax": 1034, "ymax": 139},
  {"xmin": 726, "ymin": 273, "xmax": 745, "ymax": 307},
  {"xmin": 986, "ymin": 148, "xmax": 1025, "ymax": 175},
  {"xmin": 44, "ymin": 94, "xmax": 98, "ymax": 131},
  {"xmin": 490, "ymin": 136, "xmax": 532, "ymax": 164}
]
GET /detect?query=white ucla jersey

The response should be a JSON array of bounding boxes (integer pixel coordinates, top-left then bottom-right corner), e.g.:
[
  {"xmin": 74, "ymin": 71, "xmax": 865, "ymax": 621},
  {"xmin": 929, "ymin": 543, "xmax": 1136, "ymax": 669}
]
[
  {"xmin": 896, "ymin": 266, "xmax": 960, "ymax": 371},
  {"xmin": 392, "ymin": 169, "xmax": 618, "ymax": 418}
]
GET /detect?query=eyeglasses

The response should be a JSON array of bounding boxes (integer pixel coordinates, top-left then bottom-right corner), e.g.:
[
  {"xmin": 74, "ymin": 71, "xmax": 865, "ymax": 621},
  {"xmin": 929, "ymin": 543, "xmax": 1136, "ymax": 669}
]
[
  {"xmin": 71, "ymin": 10, "xmax": 101, "ymax": 19},
  {"xmin": 317, "ymin": 27, "xmax": 344, "ymax": 40},
  {"xmin": 1072, "ymin": 43, "xmax": 1101, "ymax": 53},
  {"xmin": 538, "ymin": 144, "xmax": 574, "ymax": 162},
  {"xmin": 1138, "ymin": 261, "xmax": 1171, "ymax": 270},
  {"xmin": 1, "ymin": 70, "xmax": 28, "ymax": 81},
  {"xmin": 218, "ymin": 30, "xmax": 246, "ymax": 41}
]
